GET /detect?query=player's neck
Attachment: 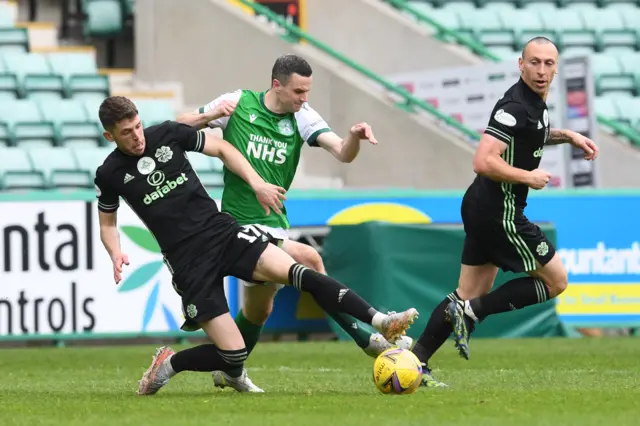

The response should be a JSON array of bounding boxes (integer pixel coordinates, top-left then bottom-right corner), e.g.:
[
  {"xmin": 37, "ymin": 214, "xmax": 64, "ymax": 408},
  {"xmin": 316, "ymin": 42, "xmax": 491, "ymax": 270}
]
[{"xmin": 263, "ymin": 90, "xmax": 288, "ymax": 115}]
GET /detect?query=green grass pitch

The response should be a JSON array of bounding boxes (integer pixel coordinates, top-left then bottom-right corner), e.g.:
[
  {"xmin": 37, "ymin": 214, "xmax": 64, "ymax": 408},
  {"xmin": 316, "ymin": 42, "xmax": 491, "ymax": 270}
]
[{"xmin": 1, "ymin": 337, "xmax": 639, "ymax": 426}]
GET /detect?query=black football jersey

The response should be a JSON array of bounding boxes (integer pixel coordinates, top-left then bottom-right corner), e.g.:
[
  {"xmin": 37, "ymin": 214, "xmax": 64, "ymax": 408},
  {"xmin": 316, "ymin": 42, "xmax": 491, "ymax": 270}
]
[
  {"xmin": 94, "ymin": 121, "xmax": 220, "ymax": 254},
  {"xmin": 468, "ymin": 78, "xmax": 550, "ymax": 211}
]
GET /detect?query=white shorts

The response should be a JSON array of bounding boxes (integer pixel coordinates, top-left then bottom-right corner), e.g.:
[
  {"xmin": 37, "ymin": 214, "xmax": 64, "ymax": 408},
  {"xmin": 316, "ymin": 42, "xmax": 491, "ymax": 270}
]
[{"xmin": 242, "ymin": 224, "xmax": 289, "ymax": 290}]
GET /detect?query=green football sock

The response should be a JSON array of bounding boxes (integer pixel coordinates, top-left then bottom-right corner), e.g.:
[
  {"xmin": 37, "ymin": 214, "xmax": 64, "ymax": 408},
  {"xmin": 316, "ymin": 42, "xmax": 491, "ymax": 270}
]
[
  {"xmin": 327, "ymin": 311, "xmax": 375, "ymax": 349},
  {"xmin": 235, "ymin": 309, "xmax": 264, "ymax": 355}
]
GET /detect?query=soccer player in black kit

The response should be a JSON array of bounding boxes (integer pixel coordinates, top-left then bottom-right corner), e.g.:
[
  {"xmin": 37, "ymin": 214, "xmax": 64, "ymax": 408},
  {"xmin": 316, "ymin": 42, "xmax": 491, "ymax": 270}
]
[
  {"xmin": 93, "ymin": 96, "xmax": 419, "ymax": 395},
  {"xmin": 410, "ymin": 37, "xmax": 599, "ymax": 388}
]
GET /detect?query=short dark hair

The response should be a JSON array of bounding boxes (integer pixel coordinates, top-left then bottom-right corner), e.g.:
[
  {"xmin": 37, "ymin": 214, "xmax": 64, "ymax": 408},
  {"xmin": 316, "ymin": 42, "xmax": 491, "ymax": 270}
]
[
  {"xmin": 521, "ymin": 36, "xmax": 556, "ymax": 59},
  {"xmin": 271, "ymin": 54, "xmax": 312, "ymax": 86},
  {"xmin": 99, "ymin": 96, "xmax": 139, "ymax": 131}
]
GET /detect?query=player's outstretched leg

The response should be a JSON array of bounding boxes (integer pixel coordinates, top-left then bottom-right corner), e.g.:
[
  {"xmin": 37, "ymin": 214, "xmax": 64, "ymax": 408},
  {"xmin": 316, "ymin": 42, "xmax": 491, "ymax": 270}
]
[
  {"xmin": 282, "ymin": 239, "xmax": 413, "ymax": 357},
  {"xmin": 447, "ymin": 254, "xmax": 567, "ymax": 360},
  {"xmin": 251, "ymin": 244, "xmax": 419, "ymax": 343},
  {"xmin": 137, "ymin": 313, "xmax": 263, "ymax": 395}
]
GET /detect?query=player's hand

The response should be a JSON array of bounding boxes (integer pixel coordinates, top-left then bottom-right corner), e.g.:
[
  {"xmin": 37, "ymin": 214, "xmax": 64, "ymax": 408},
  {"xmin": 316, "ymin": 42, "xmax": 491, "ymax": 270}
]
[
  {"xmin": 349, "ymin": 122, "xmax": 378, "ymax": 145},
  {"xmin": 569, "ymin": 132, "xmax": 599, "ymax": 161},
  {"xmin": 254, "ymin": 182, "xmax": 287, "ymax": 216},
  {"xmin": 112, "ymin": 253, "xmax": 130, "ymax": 285},
  {"xmin": 212, "ymin": 100, "xmax": 237, "ymax": 120},
  {"xmin": 526, "ymin": 168, "xmax": 552, "ymax": 190}
]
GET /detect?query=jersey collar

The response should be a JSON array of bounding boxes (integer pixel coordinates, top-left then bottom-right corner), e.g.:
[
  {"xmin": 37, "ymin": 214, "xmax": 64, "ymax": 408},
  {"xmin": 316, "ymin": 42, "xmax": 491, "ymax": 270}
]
[{"xmin": 260, "ymin": 90, "xmax": 288, "ymax": 117}]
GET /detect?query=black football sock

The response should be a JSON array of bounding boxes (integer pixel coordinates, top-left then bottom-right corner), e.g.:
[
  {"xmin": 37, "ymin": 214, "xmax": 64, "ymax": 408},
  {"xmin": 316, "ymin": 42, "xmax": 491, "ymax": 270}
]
[
  {"xmin": 468, "ymin": 277, "xmax": 550, "ymax": 322},
  {"xmin": 289, "ymin": 264, "xmax": 379, "ymax": 326},
  {"xmin": 169, "ymin": 344, "xmax": 246, "ymax": 378},
  {"xmin": 412, "ymin": 291, "xmax": 461, "ymax": 366}
]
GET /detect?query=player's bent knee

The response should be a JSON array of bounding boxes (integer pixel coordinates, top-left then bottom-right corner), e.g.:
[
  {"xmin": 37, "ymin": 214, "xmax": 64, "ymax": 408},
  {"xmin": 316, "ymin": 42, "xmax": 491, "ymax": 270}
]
[
  {"xmin": 534, "ymin": 254, "xmax": 568, "ymax": 298},
  {"xmin": 302, "ymin": 247, "xmax": 324, "ymax": 272},
  {"xmin": 217, "ymin": 347, "xmax": 248, "ymax": 367},
  {"xmin": 284, "ymin": 241, "xmax": 325, "ymax": 273},
  {"xmin": 548, "ymin": 269, "xmax": 569, "ymax": 297}
]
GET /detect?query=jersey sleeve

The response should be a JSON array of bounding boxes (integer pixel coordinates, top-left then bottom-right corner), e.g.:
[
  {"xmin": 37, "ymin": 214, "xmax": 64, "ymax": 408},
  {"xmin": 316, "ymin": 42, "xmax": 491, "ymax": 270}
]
[
  {"xmin": 484, "ymin": 102, "xmax": 528, "ymax": 144},
  {"xmin": 94, "ymin": 168, "xmax": 119, "ymax": 213},
  {"xmin": 295, "ymin": 103, "xmax": 332, "ymax": 147},
  {"xmin": 171, "ymin": 121, "xmax": 205, "ymax": 153},
  {"xmin": 197, "ymin": 89, "xmax": 243, "ymax": 129}
]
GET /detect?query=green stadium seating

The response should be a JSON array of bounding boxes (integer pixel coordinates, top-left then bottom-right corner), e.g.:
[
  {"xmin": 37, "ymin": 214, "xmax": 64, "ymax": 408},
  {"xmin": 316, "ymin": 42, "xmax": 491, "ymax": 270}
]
[
  {"xmin": 0, "ymin": 28, "xmax": 27, "ymax": 52},
  {"xmin": 27, "ymin": 146, "xmax": 93, "ymax": 188},
  {"xmin": 37, "ymin": 99, "xmax": 103, "ymax": 147},
  {"xmin": 407, "ymin": 0, "xmax": 640, "ymax": 136},
  {"xmin": 186, "ymin": 152, "xmax": 224, "ymax": 188},
  {"xmin": 134, "ymin": 99, "xmax": 175, "ymax": 127},
  {"xmin": 1, "ymin": 52, "xmax": 65, "ymax": 98},
  {"xmin": 71, "ymin": 146, "xmax": 115, "ymax": 179},
  {"xmin": 0, "ymin": 99, "xmax": 55, "ymax": 147},
  {"xmin": 46, "ymin": 52, "xmax": 109, "ymax": 99},
  {"xmin": 82, "ymin": 0, "xmax": 124, "ymax": 37},
  {"xmin": 0, "ymin": 146, "xmax": 46, "ymax": 189}
]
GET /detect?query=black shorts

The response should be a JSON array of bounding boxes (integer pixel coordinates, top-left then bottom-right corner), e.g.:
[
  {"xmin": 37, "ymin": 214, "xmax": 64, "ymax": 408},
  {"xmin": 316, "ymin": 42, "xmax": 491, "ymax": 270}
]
[
  {"xmin": 164, "ymin": 214, "xmax": 271, "ymax": 331},
  {"xmin": 460, "ymin": 197, "xmax": 555, "ymax": 273}
]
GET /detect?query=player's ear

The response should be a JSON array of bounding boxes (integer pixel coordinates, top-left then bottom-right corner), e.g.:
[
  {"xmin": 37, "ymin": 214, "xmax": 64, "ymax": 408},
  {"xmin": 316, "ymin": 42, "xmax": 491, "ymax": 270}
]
[{"xmin": 103, "ymin": 131, "xmax": 115, "ymax": 143}]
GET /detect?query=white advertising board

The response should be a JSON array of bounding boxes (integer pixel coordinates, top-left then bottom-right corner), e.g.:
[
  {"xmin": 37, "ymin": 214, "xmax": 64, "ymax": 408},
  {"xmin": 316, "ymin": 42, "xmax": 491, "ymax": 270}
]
[
  {"xmin": 0, "ymin": 200, "xmax": 233, "ymax": 337},
  {"xmin": 386, "ymin": 60, "xmax": 582, "ymax": 189}
]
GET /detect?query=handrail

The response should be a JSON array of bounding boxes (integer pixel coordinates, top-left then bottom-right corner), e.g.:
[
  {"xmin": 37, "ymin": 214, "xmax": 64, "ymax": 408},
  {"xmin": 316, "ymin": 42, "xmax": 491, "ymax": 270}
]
[
  {"xmin": 385, "ymin": 0, "xmax": 640, "ymax": 146},
  {"xmin": 236, "ymin": 0, "xmax": 481, "ymax": 141}
]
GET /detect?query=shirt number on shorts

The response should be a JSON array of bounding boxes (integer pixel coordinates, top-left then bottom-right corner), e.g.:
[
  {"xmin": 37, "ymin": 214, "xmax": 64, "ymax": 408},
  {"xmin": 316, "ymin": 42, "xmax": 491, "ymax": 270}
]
[{"xmin": 237, "ymin": 225, "xmax": 262, "ymax": 243}]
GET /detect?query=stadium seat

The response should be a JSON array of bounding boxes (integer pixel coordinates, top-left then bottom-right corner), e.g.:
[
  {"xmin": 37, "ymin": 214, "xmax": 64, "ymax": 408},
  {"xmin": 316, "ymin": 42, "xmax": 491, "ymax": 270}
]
[
  {"xmin": 186, "ymin": 152, "xmax": 224, "ymax": 187},
  {"xmin": 0, "ymin": 58, "xmax": 18, "ymax": 98},
  {"xmin": 612, "ymin": 96, "xmax": 640, "ymax": 127},
  {"xmin": 0, "ymin": 28, "xmax": 28, "ymax": 53},
  {"xmin": 83, "ymin": 0, "xmax": 124, "ymax": 37},
  {"xmin": 134, "ymin": 99, "xmax": 175, "ymax": 127},
  {"xmin": 72, "ymin": 146, "xmax": 115, "ymax": 178},
  {"xmin": 591, "ymin": 52, "xmax": 635, "ymax": 95},
  {"xmin": 498, "ymin": 10, "xmax": 551, "ymax": 49},
  {"xmin": 581, "ymin": 7, "xmax": 639, "ymax": 50},
  {"xmin": 595, "ymin": 96, "xmax": 620, "ymax": 120},
  {"xmin": 0, "ymin": 2, "xmax": 15, "ymax": 28},
  {"xmin": 540, "ymin": 9, "xmax": 598, "ymax": 51},
  {"xmin": 1, "ymin": 52, "xmax": 65, "ymax": 98},
  {"xmin": 457, "ymin": 8, "xmax": 516, "ymax": 48},
  {"xmin": 0, "ymin": 99, "xmax": 55, "ymax": 147},
  {"xmin": 46, "ymin": 52, "xmax": 110, "ymax": 99},
  {"xmin": 28, "ymin": 146, "xmax": 93, "ymax": 188},
  {"xmin": 37, "ymin": 99, "xmax": 102, "ymax": 147},
  {"xmin": 0, "ymin": 146, "xmax": 46, "ymax": 189}
]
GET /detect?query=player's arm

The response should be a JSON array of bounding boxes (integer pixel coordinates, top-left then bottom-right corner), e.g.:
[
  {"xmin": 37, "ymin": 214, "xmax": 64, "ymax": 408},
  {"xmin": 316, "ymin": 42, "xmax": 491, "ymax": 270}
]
[
  {"xmin": 297, "ymin": 104, "xmax": 374, "ymax": 163},
  {"xmin": 472, "ymin": 134, "xmax": 532, "ymax": 185},
  {"xmin": 98, "ymin": 210, "xmax": 122, "ymax": 260},
  {"xmin": 95, "ymin": 172, "xmax": 129, "ymax": 284},
  {"xmin": 202, "ymin": 133, "xmax": 286, "ymax": 214},
  {"xmin": 174, "ymin": 122, "xmax": 286, "ymax": 214},
  {"xmin": 477, "ymin": 102, "xmax": 535, "ymax": 185},
  {"xmin": 546, "ymin": 128, "xmax": 573, "ymax": 145},
  {"xmin": 176, "ymin": 90, "xmax": 242, "ymax": 130},
  {"xmin": 315, "ymin": 125, "xmax": 375, "ymax": 164},
  {"xmin": 547, "ymin": 128, "xmax": 598, "ymax": 160}
]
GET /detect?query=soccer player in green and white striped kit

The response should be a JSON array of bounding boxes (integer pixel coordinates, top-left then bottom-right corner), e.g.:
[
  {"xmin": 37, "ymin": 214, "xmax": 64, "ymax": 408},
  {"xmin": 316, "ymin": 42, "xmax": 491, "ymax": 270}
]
[{"xmin": 178, "ymin": 54, "xmax": 412, "ymax": 391}]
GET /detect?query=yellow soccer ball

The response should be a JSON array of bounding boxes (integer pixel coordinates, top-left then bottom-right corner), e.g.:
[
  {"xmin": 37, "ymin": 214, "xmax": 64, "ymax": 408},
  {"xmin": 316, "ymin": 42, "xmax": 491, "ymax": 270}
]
[{"xmin": 372, "ymin": 348, "xmax": 423, "ymax": 395}]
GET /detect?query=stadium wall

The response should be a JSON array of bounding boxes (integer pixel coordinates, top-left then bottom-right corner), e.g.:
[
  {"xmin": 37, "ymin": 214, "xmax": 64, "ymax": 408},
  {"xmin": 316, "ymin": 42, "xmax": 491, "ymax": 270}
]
[
  {"xmin": 1, "ymin": 189, "xmax": 639, "ymax": 342},
  {"xmin": 305, "ymin": 0, "xmax": 483, "ymax": 75},
  {"xmin": 133, "ymin": 0, "xmax": 476, "ymax": 190}
]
